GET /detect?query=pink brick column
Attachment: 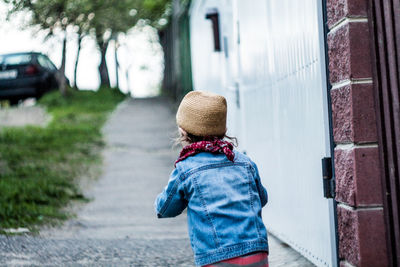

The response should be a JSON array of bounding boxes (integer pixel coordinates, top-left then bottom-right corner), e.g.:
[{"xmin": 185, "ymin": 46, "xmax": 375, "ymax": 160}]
[{"xmin": 326, "ymin": 0, "xmax": 388, "ymax": 266}]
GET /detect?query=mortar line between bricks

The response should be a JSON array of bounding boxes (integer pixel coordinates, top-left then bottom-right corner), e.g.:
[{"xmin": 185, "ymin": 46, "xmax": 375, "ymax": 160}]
[
  {"xmin": 328, "ymin": 17, "xmax": 369, "ymax": 34},
  {"xmin": 352, "ymin": 78, "xmax": 373, "ymax": 84},
  {"xmin": 331, "ymin": 79, "xmax": 351, "ymax": 89},
  {"xmin": 340, "ymin": 260, "xmax": 357, "ymax": 267},
  {"xmin": 331, "ymin": 78, "xmax": 373, "ymax": 90},
  {"xmin": 335, "ymin": 143, "xmax": 378, "ymax": 150},
  {"xmin": 338, "ymin": 203, "xmax": 384, "ymax": 211}
]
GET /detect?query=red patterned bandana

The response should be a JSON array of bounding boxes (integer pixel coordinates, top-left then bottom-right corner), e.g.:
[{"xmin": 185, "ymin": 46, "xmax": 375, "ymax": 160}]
[{"xmin": 175, "ymin": 138, "xmax": 235, "ymax": 166}]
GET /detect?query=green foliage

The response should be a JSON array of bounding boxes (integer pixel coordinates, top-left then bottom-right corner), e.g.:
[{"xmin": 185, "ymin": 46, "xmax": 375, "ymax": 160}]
[
  {"xmin": 90, "ymin": 0, "xmax": 139, "ymax": 42},
  {"xmin": 4, "ymin": 0, "xmax": 89, "ymax": 34},
  {"xmin": 86, "ymin": 0, "xmax": 171, "ymax": 46},
  {"xmin": 3, "ymin": 0, "xmax": 172, "ymax": 41},
  {"xmin": 141, "ymin": 0, "xmax": 172, "ymax": 28},
  {"xmin": 0, "ymin": 88, "xmax": 125, "ymax": 230}
]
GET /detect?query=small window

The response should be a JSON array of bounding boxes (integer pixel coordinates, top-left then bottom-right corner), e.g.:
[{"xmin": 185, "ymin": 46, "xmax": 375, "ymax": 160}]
[{"xmin": 205, "ymin": 9, "xmax": 221, "ymax": 52}]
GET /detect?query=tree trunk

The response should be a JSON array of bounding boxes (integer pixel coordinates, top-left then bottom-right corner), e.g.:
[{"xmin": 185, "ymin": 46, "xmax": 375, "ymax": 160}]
[
  {"xmin": 125, "ymin": 63, "xmax": 133, "ymax": 97},
  {"xmin": 98, "ymin": 40, "xmax": 110, "ymax": 88},
  {"xmin": 125, "ymin": 67, "xmax": 130, "ymax": 95},
  {"xmin": 73, "ymin": 33, "xmax": 83, "ymax": 90},
  {"xmin": 59, "ymin": 33, "xmax": 67, "ymax": 96},
  {"xmin": 114, "ymin": 40, "xmax": 119, "ymax": 89},
  {"xmin": 158, "ymin": 29, "xmax": 173, "ymax": 98}
]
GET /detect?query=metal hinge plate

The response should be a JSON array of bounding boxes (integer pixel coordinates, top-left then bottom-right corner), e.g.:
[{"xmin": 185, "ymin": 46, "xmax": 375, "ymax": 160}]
[{"xmin": 321, "ymin": 157, "xmax": 335, "ymax": 198}]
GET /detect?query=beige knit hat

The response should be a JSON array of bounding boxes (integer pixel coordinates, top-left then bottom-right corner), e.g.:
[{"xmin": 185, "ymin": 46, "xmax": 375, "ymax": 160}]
[{"xmin": 176, "ymin": 91, "xmax": 227, "ymax": 136}]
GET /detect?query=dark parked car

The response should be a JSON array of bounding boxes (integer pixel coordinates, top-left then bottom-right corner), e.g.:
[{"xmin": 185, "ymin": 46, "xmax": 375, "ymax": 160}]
[{"xmin": 0, "ymin": 52, "xmax": 66, "ymax": 105}]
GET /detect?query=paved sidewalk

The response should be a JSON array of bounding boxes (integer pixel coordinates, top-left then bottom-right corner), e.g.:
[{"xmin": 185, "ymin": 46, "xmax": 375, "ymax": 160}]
[{"xmin": 0, "ymin": 97, "xmax": 314, "ymax": 266}]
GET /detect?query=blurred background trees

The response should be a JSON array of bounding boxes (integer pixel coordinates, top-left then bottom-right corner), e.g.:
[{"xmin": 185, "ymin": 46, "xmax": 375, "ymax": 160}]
[{"xmin": 3, "ymin": 0, "xmax": 171, "ymax": 94}]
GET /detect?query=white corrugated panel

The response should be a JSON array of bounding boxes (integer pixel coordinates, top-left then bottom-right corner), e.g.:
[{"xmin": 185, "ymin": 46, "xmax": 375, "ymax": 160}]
[
  {"xmin": 189, "ymin": 1, "xmax": 337, "ymax": 266},
  {"xmin": 189, "ymin": 0, "xmax": 245, "ymax": 144}
]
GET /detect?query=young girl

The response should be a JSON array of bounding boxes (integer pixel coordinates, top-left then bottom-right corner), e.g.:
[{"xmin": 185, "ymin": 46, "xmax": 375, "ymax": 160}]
[{"xmin": 155, "ymin": 91, "xmax": 269, "ymax": 267}]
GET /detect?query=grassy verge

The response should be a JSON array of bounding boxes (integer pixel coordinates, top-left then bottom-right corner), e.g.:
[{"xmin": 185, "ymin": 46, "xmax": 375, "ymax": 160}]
[{"xmin": 0, "ymin": 88, "xmax": 125, "ymax": 232}]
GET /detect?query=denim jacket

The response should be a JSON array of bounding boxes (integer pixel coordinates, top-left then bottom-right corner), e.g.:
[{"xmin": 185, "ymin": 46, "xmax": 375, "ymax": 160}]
[{"xmin": 155, "ymin": 150, "xmax": 269, "ymax": 266}]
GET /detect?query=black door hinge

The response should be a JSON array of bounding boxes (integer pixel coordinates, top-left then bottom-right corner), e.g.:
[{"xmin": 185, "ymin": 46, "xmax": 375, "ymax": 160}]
[{"xmin": 322, "ymin": 157, "xmax": 335, "ymax": 198}]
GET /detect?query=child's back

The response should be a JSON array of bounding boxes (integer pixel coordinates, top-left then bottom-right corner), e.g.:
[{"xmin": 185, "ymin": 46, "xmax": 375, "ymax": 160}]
[
  {"xmin": 155, "ymin": 91, "xmax": 269, "ymax": 266},
  {"xmin": 156, "ymin": 151, "xmax": 268, "ymax": 266}
]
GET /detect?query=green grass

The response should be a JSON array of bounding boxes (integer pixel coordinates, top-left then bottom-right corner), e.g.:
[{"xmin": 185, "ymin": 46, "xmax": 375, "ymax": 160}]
[{"xmin": 0, "ymin": 88, "xmax": 125, "ymax": 231}]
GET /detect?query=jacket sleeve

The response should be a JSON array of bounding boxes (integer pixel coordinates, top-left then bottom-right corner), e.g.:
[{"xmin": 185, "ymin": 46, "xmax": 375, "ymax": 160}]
[
  {"xmin": 154, "ymin": 168, "xmax": 188, "ymax": 218},
  {"xmin": 251, "ymin": 162, "xmax": 268, "ymax": 207}
]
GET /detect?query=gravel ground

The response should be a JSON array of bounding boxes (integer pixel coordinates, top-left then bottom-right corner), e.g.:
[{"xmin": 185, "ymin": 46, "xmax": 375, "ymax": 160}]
[
  {"xmin": 0, "ymin": 98, "xmax": 314, "ymax": 267},
  {"xmin": 0, "ymin": 237, "xmax": 193, "ymax": 266},
  {"xmin": 0, "ymin": 100, "xmax": 50, "ymax": 128}
]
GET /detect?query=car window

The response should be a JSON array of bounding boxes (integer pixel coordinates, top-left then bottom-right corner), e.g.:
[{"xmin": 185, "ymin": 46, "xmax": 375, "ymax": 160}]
[
  {"xmin": 0, "ymin": 54, "xmax": 32, "ymax": 65},
  {"xmin": 37, "ymin": 55, "xmax": 48, "ymax": 68},
  {"xmin": 45, "ymin": 57, "xmax": 57, "ymax": 70},
  {"xmin": 38, "ymin": 55, "xmax": 57, "ymax": 70}
]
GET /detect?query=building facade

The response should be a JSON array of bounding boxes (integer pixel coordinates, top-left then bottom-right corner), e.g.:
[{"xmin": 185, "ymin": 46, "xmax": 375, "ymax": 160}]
[{"xmin": 161, "ymin": 0, "xmax": 399, "ymax": 266}]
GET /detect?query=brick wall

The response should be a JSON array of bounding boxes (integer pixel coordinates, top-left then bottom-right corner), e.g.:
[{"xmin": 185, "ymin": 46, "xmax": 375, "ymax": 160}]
[{"xmin": 326, "ymin": 0, "xmax": 388, "ymax": 266}]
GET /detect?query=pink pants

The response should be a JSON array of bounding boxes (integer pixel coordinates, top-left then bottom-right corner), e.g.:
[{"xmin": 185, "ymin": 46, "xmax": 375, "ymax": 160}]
[{"xmin": 203, "ymin": 252, "xmax": 269, "ymax": 267}]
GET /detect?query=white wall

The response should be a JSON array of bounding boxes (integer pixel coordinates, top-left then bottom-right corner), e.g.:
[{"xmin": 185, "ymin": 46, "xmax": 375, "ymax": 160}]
[{"xmin": 189, "ymin": 1, "xmax": 337, "ymax": 266}]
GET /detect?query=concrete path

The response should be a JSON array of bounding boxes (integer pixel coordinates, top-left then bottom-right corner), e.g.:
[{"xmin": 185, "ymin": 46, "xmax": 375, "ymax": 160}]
[{"xmin": 0, "ymin": 97, "xmax": 314, "ymax": 266}]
